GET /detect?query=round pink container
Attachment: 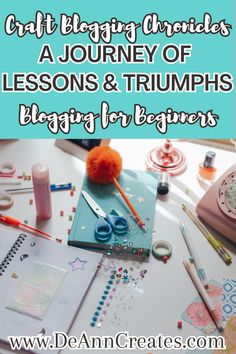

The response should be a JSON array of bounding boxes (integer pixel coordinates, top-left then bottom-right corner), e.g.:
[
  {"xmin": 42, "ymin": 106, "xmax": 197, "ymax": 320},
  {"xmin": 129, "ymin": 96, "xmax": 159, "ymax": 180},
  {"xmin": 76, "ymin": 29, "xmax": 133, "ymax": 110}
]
[{"xmin": 32, "ymin": 163, "xmax": 52, "ymax": 220}]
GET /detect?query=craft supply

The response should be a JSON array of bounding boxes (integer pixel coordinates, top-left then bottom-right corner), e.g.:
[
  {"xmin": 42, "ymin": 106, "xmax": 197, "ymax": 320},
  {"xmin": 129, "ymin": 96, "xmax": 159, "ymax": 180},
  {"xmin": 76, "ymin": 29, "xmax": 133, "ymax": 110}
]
[
  {"xmin": 196, "ymin": 163, "xmax": 236, "ymax": 244},
  {"xmin": 0, "ymin": 178, "xmax": 21, "ymax": 185},
  {"xmin": 182, "ymin": 204, "xmax": 232, "ymax": 265},
  {"xmin": 198, "ymin": 151, "xmax": 217, "ymax": 184},
  {"xmin": 182, "ymin": 280, "xmax": 222, "ymax": 335},
  {"xmin": 157, "ymin": 172, "xmax": 170, "ymax": 195},
  {"xmin": 222, "ymin": 279, "xmax": 236, "ymax": 321},
  {"xmin": 0, "ymin": 214, "xmax": 62, "ymax": 243},
  {"xmin": 90, "ymin": 269, "xmax": 117, "ymax": 327},
  {"xmin": 162, "ymin": 256, "xmax": 168, "ymax": 263},
  {"xmin": 69, "ymin": 169, "xmax": 158, "ymax": 256},
  {"xmin": 50, "ymin": 183, "xmax": 72, "ymax": 192},
  {"xmin": 86, "ymin": 146, "xmax": 146, "ymax": 232},
  {"xmin": 32, "ymin": 163, "xmax": 52, "ymax": 220},
  {"xmin": 179, "ymin": 222, "xmax": 208, "ymax": 289},
  {"xmin": 0, "ymin": 182, "xmax": 72, "ymax": 194},
  {"xmin": 0, "ymin": 162, "xmax": 16, "ymax": 177},
  {"xmin": 82, "ymin": 191, "xmax": 129, "ymax": 242},
  {"xmin": 146, "ymin": 139, "xmax": 187, "ymax": 176},
  {"xmin": 0, "ymin": 193, "xmax": 14, "ymax": 210},
  {"xmin": 152, "ymin": 240, "xmax": 172, "ymax": 260},
  {"xmin": 177, "ymin": 320, "xmax": 183, "ymax": 329},
  {"xmin": 0, "ymin": 228, "xmax": 102, "ymax": 350},
  {"xmin": 0, "ymin": 183, "xmax": 71, "ymax": 211},
  {"xmin": 183, "ymin": 258, "xmax": 223, "ymax": 332},
  {"xmin": 7, "ymin": 262, "xmax": 67, "ymax": 319}
]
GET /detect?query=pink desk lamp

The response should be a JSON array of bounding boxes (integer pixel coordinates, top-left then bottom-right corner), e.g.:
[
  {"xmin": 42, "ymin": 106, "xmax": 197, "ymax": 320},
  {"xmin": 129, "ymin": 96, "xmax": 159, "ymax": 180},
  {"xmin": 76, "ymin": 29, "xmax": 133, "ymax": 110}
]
[{"xmin": 146, "ymin": 140, "xmax": 187, "ymax": 176}]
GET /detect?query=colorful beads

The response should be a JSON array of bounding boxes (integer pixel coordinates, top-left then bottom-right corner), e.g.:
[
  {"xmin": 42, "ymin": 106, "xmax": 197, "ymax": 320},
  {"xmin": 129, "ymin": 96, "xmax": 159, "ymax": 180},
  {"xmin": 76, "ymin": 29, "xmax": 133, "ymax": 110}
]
[
  {"xmin": 162, "ymin": 256, "xmax": 168, "ymax": 264},
  {"xmin": 177, "ymin": 320, "xmax": 183, "ymax": 329}
]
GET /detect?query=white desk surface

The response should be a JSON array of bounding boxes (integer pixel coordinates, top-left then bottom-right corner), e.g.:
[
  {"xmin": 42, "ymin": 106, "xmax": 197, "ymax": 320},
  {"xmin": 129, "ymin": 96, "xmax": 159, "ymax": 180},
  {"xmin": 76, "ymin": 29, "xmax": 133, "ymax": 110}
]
[{"xmin": 0, "ymin": 139, "xmax": 235, "ymax": 354}]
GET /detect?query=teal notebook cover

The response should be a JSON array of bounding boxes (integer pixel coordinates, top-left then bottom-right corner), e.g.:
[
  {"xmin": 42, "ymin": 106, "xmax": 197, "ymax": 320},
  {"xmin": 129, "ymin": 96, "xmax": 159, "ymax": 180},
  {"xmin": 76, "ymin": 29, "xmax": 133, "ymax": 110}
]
[{"xmin": 68, "ymin": 169, "xmax": 158, "ymax": 256}]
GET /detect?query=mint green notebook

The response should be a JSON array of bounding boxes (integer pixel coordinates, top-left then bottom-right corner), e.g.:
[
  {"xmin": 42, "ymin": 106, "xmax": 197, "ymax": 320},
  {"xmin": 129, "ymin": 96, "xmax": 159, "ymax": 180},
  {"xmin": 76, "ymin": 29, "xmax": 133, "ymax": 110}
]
[{"xmin": 68, "ymin": 170, "xmax": 158, "ymax": 256}]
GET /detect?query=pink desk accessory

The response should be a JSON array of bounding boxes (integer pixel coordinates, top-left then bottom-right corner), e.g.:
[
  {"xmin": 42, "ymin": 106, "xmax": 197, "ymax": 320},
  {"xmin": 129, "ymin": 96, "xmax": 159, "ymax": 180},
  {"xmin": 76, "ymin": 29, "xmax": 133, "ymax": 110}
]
[{"xmin": 196, "ymin": 164, "xmax": 236, "ymax": 244}]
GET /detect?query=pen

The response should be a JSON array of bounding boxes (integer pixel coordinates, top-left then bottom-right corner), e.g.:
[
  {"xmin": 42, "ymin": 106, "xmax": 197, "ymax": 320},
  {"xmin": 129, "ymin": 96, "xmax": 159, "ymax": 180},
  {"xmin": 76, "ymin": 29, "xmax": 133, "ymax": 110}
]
[
  {"xmin": 183, "ymin": 257, "xmax": 223, "ymax": 332},
  {"xmin": 179, "ymin": 222, "xmax": 208, "ymax": 289},
  {"xmin": 182, "ymin": 204, "xmax": 232, "ymax": 265},
  {"xmin": 0, "ymin": 214, "xmax": 63, "ymax": 243}
]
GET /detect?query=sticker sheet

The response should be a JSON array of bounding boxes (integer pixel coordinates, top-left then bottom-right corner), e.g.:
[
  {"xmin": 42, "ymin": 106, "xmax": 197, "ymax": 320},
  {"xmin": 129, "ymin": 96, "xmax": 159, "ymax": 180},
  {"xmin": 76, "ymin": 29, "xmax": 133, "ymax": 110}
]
[{"xmin": 7, "ymin": 262, "xmax": 67, "ymax": 319}]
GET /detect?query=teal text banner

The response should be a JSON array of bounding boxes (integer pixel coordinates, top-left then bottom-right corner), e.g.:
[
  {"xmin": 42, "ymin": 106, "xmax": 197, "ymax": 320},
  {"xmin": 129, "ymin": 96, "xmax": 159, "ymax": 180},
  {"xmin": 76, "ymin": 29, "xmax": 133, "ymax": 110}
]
[{"xmin": 0, "ymin": 0, "xmax": 235, "ymax": 138}]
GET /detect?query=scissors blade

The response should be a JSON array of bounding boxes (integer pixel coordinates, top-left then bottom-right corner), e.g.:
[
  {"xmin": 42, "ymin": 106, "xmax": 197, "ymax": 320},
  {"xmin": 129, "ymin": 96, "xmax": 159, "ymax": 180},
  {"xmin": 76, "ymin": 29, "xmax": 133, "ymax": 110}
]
[{"xmin": 82, "ymin": 191, "xmax": 106, "ymax": 218}]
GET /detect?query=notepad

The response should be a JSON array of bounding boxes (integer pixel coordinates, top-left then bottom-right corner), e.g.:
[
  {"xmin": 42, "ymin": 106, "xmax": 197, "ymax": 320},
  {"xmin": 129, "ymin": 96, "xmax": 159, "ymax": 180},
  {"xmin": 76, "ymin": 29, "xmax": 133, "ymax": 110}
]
[
  {"xmin": 68, "ymin": 169, "xmax": 158, "ymax": 256},
  {"xmin": 0, "ymin": 228, "xmax": 102, "ymax": 354}
]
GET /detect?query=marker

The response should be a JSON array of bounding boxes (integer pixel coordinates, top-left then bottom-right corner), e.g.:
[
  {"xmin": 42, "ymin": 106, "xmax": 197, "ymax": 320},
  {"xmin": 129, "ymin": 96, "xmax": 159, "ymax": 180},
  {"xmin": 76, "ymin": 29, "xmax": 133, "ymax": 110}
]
[
  {"xmin": 180, "ymin": 222, "xmax": 208, "ymax": 289},
  {"xmin": 183, "ymin": 258, "xmax": 223, "ymax": 332},
  {"xmin": 50, "ymin": 183, "xmax": 72, "ymax": 191}
]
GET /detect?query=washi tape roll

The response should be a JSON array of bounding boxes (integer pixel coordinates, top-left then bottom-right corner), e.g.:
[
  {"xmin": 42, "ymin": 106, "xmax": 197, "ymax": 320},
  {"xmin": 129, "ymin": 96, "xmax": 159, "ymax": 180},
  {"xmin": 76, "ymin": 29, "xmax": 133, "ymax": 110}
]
[
  {"xmin": 0, "ymin": 162, "xmax": 16, "ymax": 176},
  {"xmin": 0, "ymin": 193, "xmax": 14, "ymax": 210},
  {"xmin": 152, "ymin": 240, "xmax": 172, "ymax": 259}
]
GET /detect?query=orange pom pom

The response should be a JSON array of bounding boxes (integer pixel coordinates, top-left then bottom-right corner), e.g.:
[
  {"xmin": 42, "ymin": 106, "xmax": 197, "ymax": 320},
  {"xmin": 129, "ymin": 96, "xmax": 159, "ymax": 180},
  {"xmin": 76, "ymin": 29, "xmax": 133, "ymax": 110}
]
[{"xmin": 86, "ymin": 146, "xmax": 122, "ymax": 184}]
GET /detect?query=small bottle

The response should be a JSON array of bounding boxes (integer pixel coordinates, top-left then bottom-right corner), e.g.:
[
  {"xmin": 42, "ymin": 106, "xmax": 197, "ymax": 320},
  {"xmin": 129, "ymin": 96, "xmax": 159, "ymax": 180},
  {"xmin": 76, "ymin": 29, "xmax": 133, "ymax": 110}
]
[
  {"xmin": 198, "ymin": 151, "xmax": 217, "ymax": 185},
  {"xmin": 157, "ymin": 172, "xmax": 170, "ymax": 195},
  {"xmin": 32, "ymin": 163, "xmax": 52, "ymax": 219}
]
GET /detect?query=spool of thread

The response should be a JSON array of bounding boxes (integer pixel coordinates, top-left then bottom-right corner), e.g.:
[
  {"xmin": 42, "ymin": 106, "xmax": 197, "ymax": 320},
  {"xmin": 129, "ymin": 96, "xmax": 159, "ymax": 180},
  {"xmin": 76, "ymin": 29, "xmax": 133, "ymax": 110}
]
[
  {"xmin": 157, "ymin": 172, "xmax": 170, "ymax": 195},
  {"xmin": 32, "ymin": 163, "xmax": 52, "ymax": 220}
]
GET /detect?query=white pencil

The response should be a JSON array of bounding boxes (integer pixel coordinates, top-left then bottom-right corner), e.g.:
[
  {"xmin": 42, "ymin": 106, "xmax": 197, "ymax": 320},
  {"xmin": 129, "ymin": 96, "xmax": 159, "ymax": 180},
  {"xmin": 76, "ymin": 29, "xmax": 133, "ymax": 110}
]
[
  {"xmin": 0, "ymin": 178, "xmax": 21, "ymax": 185},
  {"xmin": 183, "ymin": 257, "xmax": 223, "ymax": 332},
  {"xmin": 180, "ymin": 222, "xmax": 208, "ymax": 289}
]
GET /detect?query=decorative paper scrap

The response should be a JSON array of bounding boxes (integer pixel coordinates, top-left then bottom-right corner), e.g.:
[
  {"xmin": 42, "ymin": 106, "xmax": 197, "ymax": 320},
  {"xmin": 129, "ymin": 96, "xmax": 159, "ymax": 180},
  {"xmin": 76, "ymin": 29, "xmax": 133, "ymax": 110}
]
[
  {"xmin": 223, "ymin": 279, "xmax": 236, "ymax": 322},
  {"xmin": 213, "ymin": 317, "xmax": 236, "ymax": 354},
  {"xmin": 7, "ymin": 262, "xmax": 67, "ymax": 319},
  {"xmin": 181, "ymin": 280, "xmax": 222, "ymax": 335}
]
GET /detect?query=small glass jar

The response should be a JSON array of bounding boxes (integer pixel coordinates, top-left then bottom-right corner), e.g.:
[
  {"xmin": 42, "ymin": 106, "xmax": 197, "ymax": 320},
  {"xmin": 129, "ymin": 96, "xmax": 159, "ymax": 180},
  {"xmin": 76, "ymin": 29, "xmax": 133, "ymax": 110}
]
[{"xmin": 198, "ymin": 151, "xmax": 217, "ymax": 185}]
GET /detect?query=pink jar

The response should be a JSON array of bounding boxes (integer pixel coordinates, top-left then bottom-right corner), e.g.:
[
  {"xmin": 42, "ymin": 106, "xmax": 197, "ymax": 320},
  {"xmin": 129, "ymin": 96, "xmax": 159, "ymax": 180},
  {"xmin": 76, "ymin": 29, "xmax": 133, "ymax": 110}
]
[{"xmin": 32, "ymin": 163, "xmax": 52, "ymax": 219}]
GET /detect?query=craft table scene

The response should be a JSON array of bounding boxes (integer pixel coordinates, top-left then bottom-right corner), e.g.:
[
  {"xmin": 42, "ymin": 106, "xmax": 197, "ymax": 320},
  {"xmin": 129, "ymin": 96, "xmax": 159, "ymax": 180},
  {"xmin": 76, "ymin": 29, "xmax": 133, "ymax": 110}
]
[{"xmin": 0, "ymin": 139, "xmax": 235, "ymax": 354}]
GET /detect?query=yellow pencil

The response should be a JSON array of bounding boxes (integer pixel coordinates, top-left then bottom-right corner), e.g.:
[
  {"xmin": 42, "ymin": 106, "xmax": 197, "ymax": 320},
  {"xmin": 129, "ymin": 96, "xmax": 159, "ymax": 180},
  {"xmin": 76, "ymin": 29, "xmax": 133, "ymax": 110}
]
[{"xmin": 182, "ymin": 204, "xmax": 232, "ymax": 265}]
